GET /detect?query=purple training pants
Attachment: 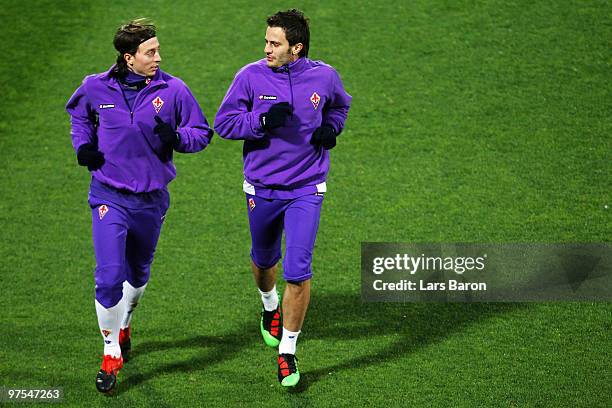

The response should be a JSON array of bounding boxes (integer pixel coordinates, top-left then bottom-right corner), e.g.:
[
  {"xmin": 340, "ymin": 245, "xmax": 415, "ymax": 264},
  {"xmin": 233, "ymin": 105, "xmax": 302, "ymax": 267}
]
[{"xmin": 89, "ymin": 179, "xmax": 169, "ymax": 308}]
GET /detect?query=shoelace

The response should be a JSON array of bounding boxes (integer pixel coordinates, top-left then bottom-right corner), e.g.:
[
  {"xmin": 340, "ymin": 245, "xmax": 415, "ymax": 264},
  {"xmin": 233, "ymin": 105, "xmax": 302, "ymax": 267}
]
[
  {"xmin": 283, "ymin": 355, "xmax": 298, "ymax": 372},
  {"xmin": 263, "ymin": 308, "xmax": 280, "ymax": 328}
]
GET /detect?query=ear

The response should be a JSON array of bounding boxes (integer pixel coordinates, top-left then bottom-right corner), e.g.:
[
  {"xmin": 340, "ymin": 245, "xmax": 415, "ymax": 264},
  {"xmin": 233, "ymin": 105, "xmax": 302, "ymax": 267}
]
[
  {"xmin": 292, "ymin": 43, "xmax": 303, "ymax": 55},
  {"xmin": 124, "ymin": 52, "xmax": 134, "ymax": 66}
]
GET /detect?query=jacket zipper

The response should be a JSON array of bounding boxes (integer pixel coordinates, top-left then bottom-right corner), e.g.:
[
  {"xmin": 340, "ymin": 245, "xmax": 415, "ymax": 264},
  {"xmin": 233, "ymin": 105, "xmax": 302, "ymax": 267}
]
[
  {"xmin": 287, "ymin": 66, "xmax": 294, "ymax": 118},
  {"xmin": 119, "ymin": 83, "xmax": 152, "ymax": 124},
  {"xmin": 119, "ymin": 86, "xmax": 135, "ymax": 124}
]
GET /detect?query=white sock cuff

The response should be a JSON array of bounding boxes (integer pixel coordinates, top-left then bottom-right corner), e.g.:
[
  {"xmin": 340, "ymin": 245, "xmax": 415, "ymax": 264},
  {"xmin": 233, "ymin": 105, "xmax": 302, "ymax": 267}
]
[
  {"xmin": 121, "ymin": 281, "xmax": 147, "ymax": 329},
  {"xmin": 258, "ymin": 285, "xmax": 277, "ymax": 297},
  {"xmin": 124, "ymin": 280, "xmax": 148, "ymax": 295},
  {"xmin": 279, "ymin": 328, "xmax": 301, "ymax": 355},
  {"xmin": 259, "ymin": 285, "xmax": 279, "ymax": 311}
]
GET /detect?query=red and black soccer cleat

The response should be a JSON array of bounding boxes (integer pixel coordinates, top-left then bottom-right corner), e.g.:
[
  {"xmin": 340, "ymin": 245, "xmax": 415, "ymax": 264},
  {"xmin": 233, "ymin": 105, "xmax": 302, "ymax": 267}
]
[
  {"xmin": 277, "ymin": 353, "xmax": 300, "ymax": 387},
  {"xmin": 95, "ymin": 354, "xmax": 123, "ymax": 393},
  {"xmin": 260, "ymin": 306, "xmax": 283, "ymax": 347}
]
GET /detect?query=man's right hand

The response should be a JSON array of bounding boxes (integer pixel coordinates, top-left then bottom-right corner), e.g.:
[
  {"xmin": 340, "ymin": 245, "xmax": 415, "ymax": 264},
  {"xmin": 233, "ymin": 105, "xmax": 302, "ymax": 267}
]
[
  {"xmin": 77, "ymin": 143, "xmax": 105, "ymax": 171},
  {"xmin": 259, "ymin": 102, "xmax": 293, "ymax": 130}
]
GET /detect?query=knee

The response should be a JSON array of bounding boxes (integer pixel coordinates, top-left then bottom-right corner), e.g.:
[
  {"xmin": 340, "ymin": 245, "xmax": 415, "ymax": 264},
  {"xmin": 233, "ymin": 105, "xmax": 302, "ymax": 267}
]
[
  {"xmin": 251, "ymin": 247, "xmax": 281, "ymax": 270},
  {"xmin": 94, "ymin": 265, "xmax": 124, "ymax": 308},
  {"xmin": 95, "ymin": 284, "xmax": 124, "ymax": 309},
  {"xmin": 283, "ymin": 246, "xmax": 313, "ymax": 282},
  {"xmin": 127, "ymin": 264, "xmax": 151, "ymax": 288}
]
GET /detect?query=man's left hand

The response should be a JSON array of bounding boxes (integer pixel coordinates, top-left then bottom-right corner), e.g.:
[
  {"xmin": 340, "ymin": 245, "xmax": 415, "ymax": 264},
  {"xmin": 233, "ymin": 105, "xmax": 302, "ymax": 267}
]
[{"xmin": 310, "ymin": 125, "xmax": 336, "ymax": 150}]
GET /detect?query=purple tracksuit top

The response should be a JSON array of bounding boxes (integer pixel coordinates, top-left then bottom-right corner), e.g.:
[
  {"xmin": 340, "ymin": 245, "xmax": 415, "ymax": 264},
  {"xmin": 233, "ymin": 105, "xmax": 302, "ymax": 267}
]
[
  {"xmin": 66, "ymin": 66, "xmax": 213, "ymax": 193},
  {"xmin": 214, "ymin": 57, "xmax": 351, "ymax": 199}
]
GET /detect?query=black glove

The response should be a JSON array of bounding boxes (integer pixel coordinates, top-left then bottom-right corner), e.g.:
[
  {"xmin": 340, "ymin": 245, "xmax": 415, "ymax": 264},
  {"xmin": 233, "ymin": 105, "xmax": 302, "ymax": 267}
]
[
  {"xmin": 310, "ymin": 125, "xmax": 336, "ymax": 150},
  {"xmin": 77, "ymin": 143, "xmax": 105, "ymax": 171},
  {"xmin": 259, "ymin": 102, "xmax": 293, "ymax": 130},
  {"xmin": 154, "ymin": 116, "xmax": 180, "ymax": 148}
]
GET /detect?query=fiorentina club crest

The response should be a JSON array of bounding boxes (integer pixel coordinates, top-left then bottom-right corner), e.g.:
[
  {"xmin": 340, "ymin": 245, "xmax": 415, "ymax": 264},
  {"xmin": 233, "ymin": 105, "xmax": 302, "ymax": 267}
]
[
  {"xmin": 152, "ymin": 96, "xmax": 164, "ymax": 113},
  {"xmin": 248, "ymin": 198, "xmax": 256, "ymax": 211},
  {"xmin": 98, "ymin": 205, "xmax": 108, "ymax": 220},
  {"xmin": 310, "ymin": 92, "xmax": 320, "ymax": 110}
]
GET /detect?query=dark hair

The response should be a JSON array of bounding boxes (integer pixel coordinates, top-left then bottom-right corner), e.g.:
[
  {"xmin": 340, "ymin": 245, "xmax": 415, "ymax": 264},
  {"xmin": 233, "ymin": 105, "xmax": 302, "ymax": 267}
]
[
  {"xmin": 267, "ymin": 9, "xmax": 310, "ymax": 57},
  {"xmin": 111, "ymin": 18, "xmax": 156, "ymax": 78}
]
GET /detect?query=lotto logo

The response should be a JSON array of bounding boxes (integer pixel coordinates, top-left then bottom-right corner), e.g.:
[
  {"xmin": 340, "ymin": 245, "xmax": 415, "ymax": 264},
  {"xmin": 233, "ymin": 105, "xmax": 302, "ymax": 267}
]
[
  {"xmin": 310, "ymin": 92, "xmax": 320, "ymax": 109},
  {"xmin": 98, "ymin": 205, "xmax": 109, "ymax": 220},
  {"xmin": 248, "ymin": 198, "xmax": 256, "ymax": 211},
  {"xmin": 152, "ymin": 96, "xmax": 164, "ymax": 113}
]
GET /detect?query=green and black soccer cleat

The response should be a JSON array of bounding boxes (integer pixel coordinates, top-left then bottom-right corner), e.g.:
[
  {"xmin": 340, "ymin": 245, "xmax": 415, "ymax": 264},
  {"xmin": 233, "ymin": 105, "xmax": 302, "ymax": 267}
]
[
  {"xmin": 260, "ymin": 305, "xmax": 282, "ymax": 347},
  {"xmin": 119, "ymin": 326, "xmax": 131, "ymax": 362},
  {"xmin": 95, "ymin": 354, "xmax": 123, "ymax": 393},
  {"xmin": 278, "ymin": 353, "xmax": 300, "ymax": 387}
]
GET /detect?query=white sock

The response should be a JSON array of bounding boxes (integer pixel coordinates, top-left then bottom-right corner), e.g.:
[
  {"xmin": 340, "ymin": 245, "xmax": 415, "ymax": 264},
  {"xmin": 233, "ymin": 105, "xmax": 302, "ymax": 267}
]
[
  {"xmin": 259, "ymin": 285, "xmax": 279, "ymax": 311},
  {"xmin": 278, "ymin": 328, "xmax": 300, "ymax": 355},
  {"xmin": 121, "ymin": 281, "xmax": 147, "ymax": 329},
  {"xmin": 95, "ymin": 299, "xmax": 125, "ymax": 358}
]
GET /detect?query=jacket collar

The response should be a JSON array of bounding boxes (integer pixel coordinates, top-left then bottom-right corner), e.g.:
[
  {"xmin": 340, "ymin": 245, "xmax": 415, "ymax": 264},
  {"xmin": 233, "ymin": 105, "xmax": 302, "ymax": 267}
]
[
  {"xmin": 101, "ymin": 65, "xmax": 167, "ymax": 90},
  {"xmin": 272, "ymin": 57, "xmax": 308, "ymax": 75}
]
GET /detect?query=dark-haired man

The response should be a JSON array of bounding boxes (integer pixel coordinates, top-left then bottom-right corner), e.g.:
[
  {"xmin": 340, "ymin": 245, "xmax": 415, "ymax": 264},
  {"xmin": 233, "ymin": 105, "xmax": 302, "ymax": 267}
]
[
  {"xmin": 66, "ymin": 18, "xmax": 212, "ymax": 393},
  {"xmin": 214, "ymin": 9, "xmax": 351, "ymax": 387}
]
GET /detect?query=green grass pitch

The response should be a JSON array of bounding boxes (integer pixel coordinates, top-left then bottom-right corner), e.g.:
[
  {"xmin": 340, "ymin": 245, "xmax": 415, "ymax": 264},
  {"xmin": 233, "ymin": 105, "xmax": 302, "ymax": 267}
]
[{"xmin": 0, "ymin": 0, "xmax": 610, "ymax": 406}]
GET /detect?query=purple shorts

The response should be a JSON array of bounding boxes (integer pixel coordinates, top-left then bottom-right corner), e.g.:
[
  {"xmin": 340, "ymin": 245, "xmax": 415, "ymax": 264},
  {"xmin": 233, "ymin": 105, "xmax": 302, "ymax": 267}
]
[{"xmin": 246, "ymin": 193, "xmax": 324, "ymax": 282}]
